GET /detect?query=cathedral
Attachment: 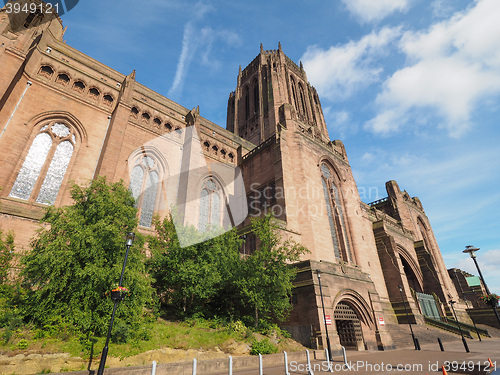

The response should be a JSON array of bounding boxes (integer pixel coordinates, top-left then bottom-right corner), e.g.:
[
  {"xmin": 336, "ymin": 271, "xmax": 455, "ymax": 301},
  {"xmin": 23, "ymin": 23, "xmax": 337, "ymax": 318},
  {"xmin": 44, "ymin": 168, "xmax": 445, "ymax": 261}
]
[{"xmin": 0, "ymin": 1, "xmax": 466, "ymax": 351}]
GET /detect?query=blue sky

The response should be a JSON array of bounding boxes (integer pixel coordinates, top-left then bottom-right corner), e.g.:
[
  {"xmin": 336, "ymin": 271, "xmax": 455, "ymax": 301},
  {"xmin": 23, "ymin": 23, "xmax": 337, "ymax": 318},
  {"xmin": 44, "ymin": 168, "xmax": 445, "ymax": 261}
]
[{"xmin": 60, "ymin": 0, "xmax": 500, "ymax": 294}]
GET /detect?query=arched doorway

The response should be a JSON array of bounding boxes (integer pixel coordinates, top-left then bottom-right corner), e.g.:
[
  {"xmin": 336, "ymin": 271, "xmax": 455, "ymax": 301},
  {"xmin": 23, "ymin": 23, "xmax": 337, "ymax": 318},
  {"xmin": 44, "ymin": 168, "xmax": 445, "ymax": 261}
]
[
  {"xmin": 334, "ymin": 302, "xmax": 364, "ymax": 350},
  {"xmin": 397, "ymin": 248, "xmax": 423, "ymax": 294},
  {"xmin": 400, "ymin": 257, "xmax": 423, "ymax": 293}
]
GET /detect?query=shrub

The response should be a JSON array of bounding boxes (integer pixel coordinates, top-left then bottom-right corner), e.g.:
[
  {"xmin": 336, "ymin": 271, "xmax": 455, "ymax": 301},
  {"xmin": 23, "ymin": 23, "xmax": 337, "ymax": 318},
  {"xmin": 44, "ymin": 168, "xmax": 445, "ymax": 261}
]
[
  {"xmin": 17, "ymin": 339, "xmax": 29, "ymax": 349},
  {"xmin": 227, "ymin": 320, "xmax": 247, "ymax": 336},
  {"xmin": 250, "ymin": 338, "xmax": 278, "ymax": 355},
  {"xmin": 111, "ymin": 320, "xmax": 131, "ymax": 343}
]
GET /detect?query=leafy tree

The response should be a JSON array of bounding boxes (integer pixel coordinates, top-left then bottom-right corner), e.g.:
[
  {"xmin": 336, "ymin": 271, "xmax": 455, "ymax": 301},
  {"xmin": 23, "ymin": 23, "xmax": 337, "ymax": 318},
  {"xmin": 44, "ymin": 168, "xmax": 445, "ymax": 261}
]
[
  {"xmin": 20, "ymin": 177, "xmax": 154, "ymax": 336},
  {"xmin": 237, "ymin": 214, "xmax": 308, "ymax": 328},
  {"xmin": 0, "ymin": 227, "xmax": 14, "ymax": 284},
  {"xmin": 147, "ymin": 216, "xmax": 242, "ymax": 317},
  {"xmin": 0, "ymin": 228, "xmax": 21, "ymax": 340},
  {"xmin": 148, "ymin": 214, "xmax": 308, "ymax": 328}
]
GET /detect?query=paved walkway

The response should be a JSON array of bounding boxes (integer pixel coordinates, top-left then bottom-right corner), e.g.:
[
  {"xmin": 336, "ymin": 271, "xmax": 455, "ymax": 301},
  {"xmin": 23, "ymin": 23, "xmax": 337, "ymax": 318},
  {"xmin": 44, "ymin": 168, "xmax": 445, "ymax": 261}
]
[
  {"xmin": 233, "ymin": 338, "xmax": 500, "ymax": 375},
  {"xmin": 51, "ymin": 337, "xmax": 500, "ymax": 375}
]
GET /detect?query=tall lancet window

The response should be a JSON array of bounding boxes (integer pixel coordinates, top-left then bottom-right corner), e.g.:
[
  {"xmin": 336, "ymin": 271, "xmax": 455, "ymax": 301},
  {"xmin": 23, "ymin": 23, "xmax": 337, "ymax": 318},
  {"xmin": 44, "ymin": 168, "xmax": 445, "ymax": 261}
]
[
  {"xmin": 244, "ymin": 86, "xmax": 250, "ymax": 120},
  {"xmin": 9, "ymin": 123, "xmax": 76, "ymax": 205},
  {"xmin": 320, "ymin": 162, "xmax": 353, "ymax": 263},
  {"xmin": 199, "ymin": 178, "xmax": 221, "ymax": 232},
  {"xmin": 253, "ymin": 79, "xmax": 259, "ymax": 114},
  {"xmin": 129, "ymin": 156, "xmax": 160, "ymax": 227}
]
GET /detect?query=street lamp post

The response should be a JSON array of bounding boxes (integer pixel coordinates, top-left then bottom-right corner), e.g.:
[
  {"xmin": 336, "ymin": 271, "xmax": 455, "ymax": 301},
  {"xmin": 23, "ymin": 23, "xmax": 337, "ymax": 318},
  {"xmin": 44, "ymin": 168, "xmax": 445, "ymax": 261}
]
[
  {"xmin": 398, "ymin": 285, "xmax": 420, "ymax": 350},
  {"xmin": 449, "ymin": 300, "xmax": 469, "ymax": 353},
  {"xmin": 316, "ymin": 270, "xmax": 332, "ymax": 360},
  {"xmin": 452, "ymin": 269, "xmax": 481, "ymax": 341},
  {"xmin": 97, "ymin": 232, "xmax": 135, "ymax": 375},
  {"xmin": 462, "ymin": 245, "xmax": 500, "ymax": 327}
]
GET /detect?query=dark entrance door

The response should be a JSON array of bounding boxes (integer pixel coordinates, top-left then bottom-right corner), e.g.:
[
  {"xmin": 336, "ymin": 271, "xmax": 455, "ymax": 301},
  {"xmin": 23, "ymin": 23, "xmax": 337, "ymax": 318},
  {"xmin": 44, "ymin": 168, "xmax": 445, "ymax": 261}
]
[
  {"xmin": 336, "ymin": 319, "xmax": 357, "ymax": 348},
  {"xmin": 334, "ymin": 302, "xmax": 364, "ymax": 350}
]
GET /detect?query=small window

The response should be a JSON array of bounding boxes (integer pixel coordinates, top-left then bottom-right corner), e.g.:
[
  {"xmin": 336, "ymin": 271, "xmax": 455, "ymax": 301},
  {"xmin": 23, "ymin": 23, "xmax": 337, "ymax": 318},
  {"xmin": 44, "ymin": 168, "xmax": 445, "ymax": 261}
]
[
  {"xmin": 220, "ymin": 149, "xmax": 227, "ymax": 158},
  {"xmin": 56, "ymin": 73, "xmax": 70, "ymax": 86},
  {"xmin": 228, "ymin": 153, "xmax": 234, "ymax": 162},
  {"xmin": 212, "ymin": 145, "xmax": 218, "ymax": 154},
  {"xmin": 73, "ymin": 80, "xmax": 85, "ymax": 93},
  {"xmin": 131, "ymin": 107, "xmax": 139, "ymax": 118},
  {"xmin": 88, "ymin": 88, "xmax": 100, "ymax": 99},
  {"xmin": 164, "ymin": 122, "xmax": 172, "ymax": 130},
  {"xmin": 103, "ymin": 94, "xmax": 114, "ymax": 105},
  {"xmin": 39, "ymin": 65, "xmax": 54, "ymax": 78},
  {"xmin": 142, "ymin": 113, "xmax": 151, "ymax": 122},
  {"xmin": 24, "ymin": 11, "xmax": 42, "ymax": 28},
  {"xmin": 203, "ymin": 141, "xmax": 210, "ymax": 151},
  {"xmin": 153, "ymin": 118, "xmax": 162, "ymax": 127}
]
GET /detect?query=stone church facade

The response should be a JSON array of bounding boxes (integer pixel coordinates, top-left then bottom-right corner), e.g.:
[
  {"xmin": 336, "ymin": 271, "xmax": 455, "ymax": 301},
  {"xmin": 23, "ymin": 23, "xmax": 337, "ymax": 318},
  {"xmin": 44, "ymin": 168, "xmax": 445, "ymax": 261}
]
[{"xmin": 0, "ymin": 2, "xmax": 463, "ymax": 350}]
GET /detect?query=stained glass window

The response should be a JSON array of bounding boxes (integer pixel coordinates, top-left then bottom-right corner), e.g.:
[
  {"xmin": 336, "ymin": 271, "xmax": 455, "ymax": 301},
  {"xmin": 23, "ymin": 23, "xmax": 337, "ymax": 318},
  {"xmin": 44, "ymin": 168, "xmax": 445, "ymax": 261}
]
[
  {"xmin": 320, "ymin": 163, "xmax": 353, "ymax": 263},
  {"xmin": 129, "ymin": 166, "xmax": 144, "ymax": 202},
  {"xmin": 198, "ymin": 179, "xmax": 221, "ymax": 232},
  {"xmin": 36, "ymin": 141, "xmax": 73, "ymax": 205},
  {"xmin": 322, "ymin": 177, "xmax": 341, "ymax": 259},
  {"xmin": 139, "ymin": 171, "xmax": 158, "ymax": 227},
  {"xmin": 331, "ymin": 183, "xmax": 353, "ymax": 263},
  {"xmin": 9, "ymin": 122, "xmax": 75, "ymax": 204},
  {"xmin": 199, "ymin": 189, "xmax": 209, "ymax": 231},
  {"xmin": 51, "ymin": 123, "xmax": 70, "ymax": 138},
  {"xmin": 128, "ymin": 156, "xmax": 161, "ymax": 228}
]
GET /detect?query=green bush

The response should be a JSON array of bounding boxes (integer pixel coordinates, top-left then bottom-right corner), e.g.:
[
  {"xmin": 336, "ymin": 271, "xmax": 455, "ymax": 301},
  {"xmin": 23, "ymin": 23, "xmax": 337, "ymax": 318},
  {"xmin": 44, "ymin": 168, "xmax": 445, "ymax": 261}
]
[
  {"xmin": 227, "ymin": 320, "xmax": 247, "ymax": 336},
  {"xmin": 250, "ymin": 338, "xmax": 278, "ymax": 355},
  {"xmin": 17, "ymin": 339, "xmax": 29, "ymax": 349},
  {"xmin": 111, "ymin": 320, "xmax": 131, "ymax": 343},
  {"xmin": 136, "ymin": 326, "xmax": 152, "ymax": 341}
]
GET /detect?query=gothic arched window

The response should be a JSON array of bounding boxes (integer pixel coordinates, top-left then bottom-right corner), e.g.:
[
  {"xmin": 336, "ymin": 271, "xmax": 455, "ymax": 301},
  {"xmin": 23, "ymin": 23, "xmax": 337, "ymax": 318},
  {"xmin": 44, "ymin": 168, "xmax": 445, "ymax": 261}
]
[
  {"xmin": 417, "ymin": 217, "xmax": 431, "ymax": 251},
  {"xmin": 129, "ymin": 155, "xmax": 161, "ymax": 227},
  {"xmin": 244, "ymin": 86, "xmax": 250, "ymax": 120},
  {"xmin": 199, "ymin": 178, "xmax": 221, "ymax": 232},
  {"xmin": 253, "ymin": 79, "xmax": 259, "ymax": 114},
  {"xmin": 290, "ymin": 76, "xmax": 299, "ymax": 112},
  {"xmin": 9, "ymin": 123, "xmax": 76, "ymax": 205},
  {"xmin": 320, "ymin": 162, "xmax": 353, "ymax": 263},
  {"xmin": 299, "ymin": 83, "xmax": 308, "ymax": 120}
]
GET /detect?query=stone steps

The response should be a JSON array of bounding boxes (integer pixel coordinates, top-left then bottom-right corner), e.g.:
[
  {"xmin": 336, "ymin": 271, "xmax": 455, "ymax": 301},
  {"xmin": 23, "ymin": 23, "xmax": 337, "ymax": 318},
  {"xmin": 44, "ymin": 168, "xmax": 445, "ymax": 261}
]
[{"xmin": 385, "ymin": 322, "xmax": 474, "ymax": 349}]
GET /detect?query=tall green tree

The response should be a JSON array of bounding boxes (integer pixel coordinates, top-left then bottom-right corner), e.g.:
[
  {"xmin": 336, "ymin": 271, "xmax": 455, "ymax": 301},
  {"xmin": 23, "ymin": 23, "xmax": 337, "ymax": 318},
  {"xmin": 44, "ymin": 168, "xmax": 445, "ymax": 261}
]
[
  {"xmin": 21, "ymin": 177, "xmax": 154, "ymax": 336},
  {"xmin": 237, "ymin": 215, "xmax": 308, "ymax": 328},
  {"xmin": 147, "ymin": 216, "xmax": 242, "ymax": 317},
  {"xmin": 148, "ymin": 214, "xmax": 308, "ymax": 327}
]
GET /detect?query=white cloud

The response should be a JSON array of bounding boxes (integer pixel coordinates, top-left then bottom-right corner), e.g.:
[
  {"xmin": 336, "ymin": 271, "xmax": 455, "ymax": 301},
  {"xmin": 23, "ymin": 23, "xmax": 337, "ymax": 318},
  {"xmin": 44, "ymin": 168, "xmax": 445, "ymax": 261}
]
[
  {"xmin": 301, "ymin": 27, "xmax": 401, "ymax": 101},
  {"xmin": 168, "ymin": 2, "xmax": 240, "ymax": 98},
  {"xmin": 431, "ymin": 0, "xmax": 454, "ymax": 18},
  {"xmin": 341, "ymin": 0, "xmax": 411, "ymax": 23},
  {"xmin": 324, "ymin": 108, "xmax": 357, "ymax": 138},
  {"xmin": 199, "ymin": 28, "xmax": 242, "ymax": 68},
  {"xmin": 365, "ymin": 0, "xmax": 500, "ymax": 136},
  {"xmin": 169, "ymin": 22, "xmax": 196, "ymax": 98}
]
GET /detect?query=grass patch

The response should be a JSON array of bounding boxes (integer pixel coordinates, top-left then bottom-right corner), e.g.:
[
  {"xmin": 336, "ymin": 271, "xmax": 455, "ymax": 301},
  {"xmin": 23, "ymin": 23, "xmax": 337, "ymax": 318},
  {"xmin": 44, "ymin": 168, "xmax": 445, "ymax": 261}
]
[{"xmin": 0, "ymin": 318, "xmax": 241, "ymax": 359}]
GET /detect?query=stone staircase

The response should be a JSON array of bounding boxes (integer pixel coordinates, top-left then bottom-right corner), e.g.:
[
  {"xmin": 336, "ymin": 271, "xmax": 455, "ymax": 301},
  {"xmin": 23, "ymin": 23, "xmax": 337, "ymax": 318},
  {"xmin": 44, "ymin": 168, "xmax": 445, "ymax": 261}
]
[{"xmin": 385, "ymin": 322, "xmax": 478, "ymax": 349}]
